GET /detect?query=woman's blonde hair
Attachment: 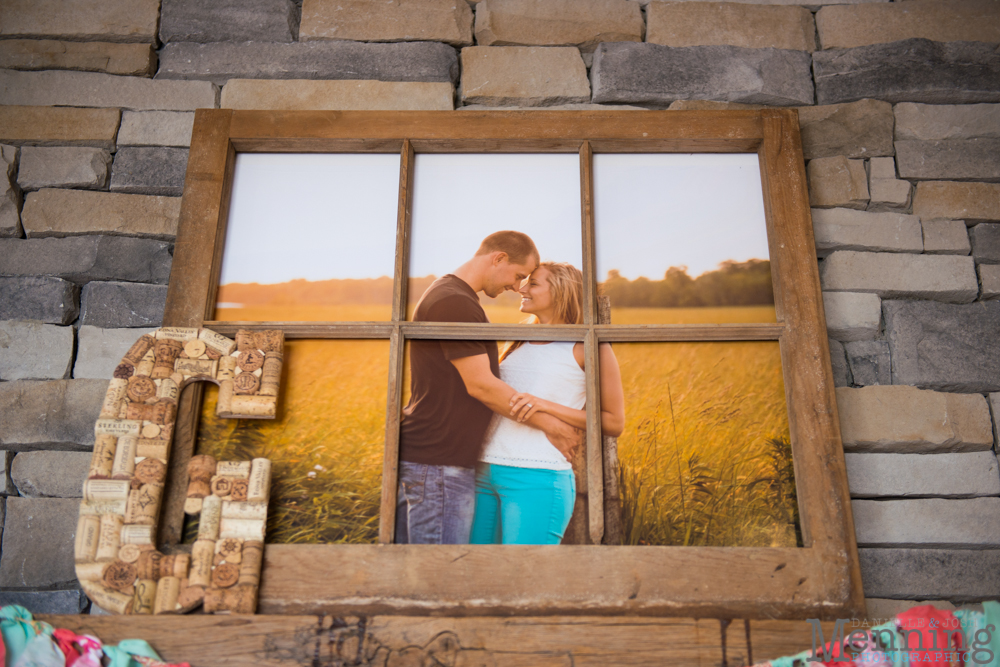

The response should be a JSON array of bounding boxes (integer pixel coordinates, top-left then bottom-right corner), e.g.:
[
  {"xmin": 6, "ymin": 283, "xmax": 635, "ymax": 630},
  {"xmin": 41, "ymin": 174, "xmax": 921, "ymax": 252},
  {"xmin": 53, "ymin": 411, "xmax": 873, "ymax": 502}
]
[{"xmin": 500, "ymin": 262, "xmax": 583, "ymax": 362}]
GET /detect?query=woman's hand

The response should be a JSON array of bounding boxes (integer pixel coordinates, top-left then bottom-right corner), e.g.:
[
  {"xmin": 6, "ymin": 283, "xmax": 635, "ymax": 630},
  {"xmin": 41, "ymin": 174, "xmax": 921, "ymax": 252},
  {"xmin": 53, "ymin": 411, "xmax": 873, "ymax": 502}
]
[{"xmin": 509, "ymin": 393, "xmax": 551, "ymax": 423}]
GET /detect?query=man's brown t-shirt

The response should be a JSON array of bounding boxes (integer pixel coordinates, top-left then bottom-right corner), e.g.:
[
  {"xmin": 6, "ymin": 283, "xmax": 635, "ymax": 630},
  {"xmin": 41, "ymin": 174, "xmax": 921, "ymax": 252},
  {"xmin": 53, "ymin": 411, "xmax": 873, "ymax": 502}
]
[{"xmin": 399, "ymin": 275, "xmax": 500, "ymax": 469}]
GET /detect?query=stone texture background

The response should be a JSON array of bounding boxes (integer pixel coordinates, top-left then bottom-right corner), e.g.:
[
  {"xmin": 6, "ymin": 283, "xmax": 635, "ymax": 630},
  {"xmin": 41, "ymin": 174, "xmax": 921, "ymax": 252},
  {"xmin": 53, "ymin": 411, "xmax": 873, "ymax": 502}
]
[{"xmin": 0, "ymin": 0, "xmax": 998, "ymax": 616}]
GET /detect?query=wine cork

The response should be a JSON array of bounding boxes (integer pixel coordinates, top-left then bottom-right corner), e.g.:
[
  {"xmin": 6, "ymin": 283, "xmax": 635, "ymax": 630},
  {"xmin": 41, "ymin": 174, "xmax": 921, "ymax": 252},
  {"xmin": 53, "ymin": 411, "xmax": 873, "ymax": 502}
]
[
  {"xmin": 218, "ymin": 517, "xmax": 265, "ymax": 541},
  {"xmin": 89, "ymin": 434, "xmax": 117, "ymax": 479},
  {"xmin": 237, "ymin": 349, "xmax": 264, "ymax": 373},
  {"xmin": 211, "ymin": 475, "xmax": 233, "ymax": 497},
  {"xmin": 216, "ymin": 379, "xmax": 234, "ymax": 415},
  {"xmin": 124, "ymin": 335, "xmax": 155, "ymax": 365},
  {"xmin": 94, "ymin": 419, "xmax": 141, "ymax": 438},
  {"xmin": 188, "ymin": 455, "xmax": 216, "ymax": 481},
  {"xmin": 137, "ymin": 439, "xmax": 169, "ymax": 463},
  {"xmin": 125, "ymin": 484, "xmax": 163, "ymax": 525},
  {"xmin": 127, "ymin": 375, "xmax": 157, "ymax": 403},
  {"xmin": 167, "ymin": 553, "xmax": 190, "ymax": 579},
  {"xmin": 156, "ymin": 327, "xmax": 199, "ymax": 342},
  {"xmin": 221, "ymin": 501, "xmax": 267, "ymax": 521},
  {"xmin": 259, "ymin": 356, "xmax": 282, "ymax": 397},
  {"xmin": 75, "ymin": 561, "xmax": 109, "ymax": 582},
  {"xmin": 200, "ymin": 329, "xmax": 236, "ymax": 356},
  {"xmin": 217, "ymin": 461, "xmax": 251, "ymax": 477},
  {"xmin": 79, "ymin": 498, "xmax": 127, "ymax": 517},
  {"xmin": 120, "ymin": 524, "xmax": 154, "ymax": 545},
  {"xmin": 247, "ymin": 459, "xmax": 271, "ymax": 503},
  {"xmin": 81, "ymin": 581, "xmax": 133, "ymax": 615},
  {"xmin": 135, "ymin": 357, "xmax": 155, "ymax": 377},
  {"xmin": 75, "ymin": 515, "xmax": 101, "ymax": 562},
  {"xmin": 184, "ymin": 339, "xmax": 207, "ymax": 358},
  {"xmin": 228, "ymin": 395, "xmax": 276, "ymax": 418},
  {"xmin": 119, "ymin": 543, "xmax": 141, "ymax": 563},
  {"xmin": 205, "ymin": 346, "xmax": 221, "ymax": 361},
  {"xmin": 133, "ymin": 579, "xmax": 157, "ymax": 614},
  {"xmin": 235, "ymin": 330, "xmax": 255, "ymax": 352},
  {"xmin": 238, "ymin": 541, "xmax": 263, "ymax": 587},
  {"xmin": 233, "ymin": 372, "xmax": 260, "ymax": 395},
  {"xmin": 217, "ymin": 355, "xmax": 237, "ymax": 382},
  {"xmin": 134, "ymin": 458, "xmax": 167, "ymax": 486},
  {"xmin": 113, "ymin": 362, "xmax": 135, "ymax": 380},
  {"xmin": 216, "ymin": 537, "xmax": 243, "ymax": 563},
  {"xmin": 189, "ymin": 540, "xmax": 214, "ymax": 587},
  {"xmin": 198, "ymin": 494, "xmax": 222, "ymax": 541},
  {"xmin": 84, "ymin": 479, "xmax": 130, "ymax": 503},
  {"xmin": 257, "ymin": 330, "xmax": 284, "ymax": 354},
  {"xmin": 100, "ymin": 379, "xmax": 129, "ymax": 419},
  {"xmin": 204, "ymin": 584, "xmax": 257, "ymax": 615},
  {"xmin": 152, "ymin": 340, "xmax": 183, "ymax": 379},
  {"xmin": 110, "ymin": 435, "xmax": 138, "ymax": 480},
  {"xmin": 153, "ymin": 576, "xmax": 180, "ymax": 614},
  {"xmin": 135, "ymin": 549, "xmax": 163, "ymax": 581},
  {"xmin": 230, "ymin": 479, "xmax": 248, "ymax": 502},
  {"xmin": 103, "ymin": 560, "xmax": 137, "ymax": 593},
  {"xmin": 183, "ymin": 497, "xmax": 203, "ymax": 515},
  {"xmin": 156, "ymin": 377, "xmax": 179, "ymax": 402},
  {"xmin": 175, "ymin": 358, "xmax": 217, "ymax": 377},
  {"xmin": 95, "ymin": 514, "xmax": 123, "ymax": 561},
  {"xmin": 212, "ymin": 563, "xmax": 239, "ymax": 589},
  {"xmin": 127, "ymin": 401, "xmax": 176, "ymax": 426},
  {"xmin": 177, "ymin": 584, "xmax": 205, "ymax": 610}
]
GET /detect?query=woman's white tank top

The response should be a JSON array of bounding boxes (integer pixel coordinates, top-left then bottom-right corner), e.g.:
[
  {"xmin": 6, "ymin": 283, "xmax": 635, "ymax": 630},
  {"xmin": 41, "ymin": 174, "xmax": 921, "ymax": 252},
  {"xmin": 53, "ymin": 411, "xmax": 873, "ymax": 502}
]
[{"xmin": 479, "ymin": 342, "xmax": 585, "ymax": 471}]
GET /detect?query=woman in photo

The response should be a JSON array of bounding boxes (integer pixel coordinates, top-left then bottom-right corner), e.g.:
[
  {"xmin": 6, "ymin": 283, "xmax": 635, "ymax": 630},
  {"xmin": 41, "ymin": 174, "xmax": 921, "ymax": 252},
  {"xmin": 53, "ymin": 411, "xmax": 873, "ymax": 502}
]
[{"xmin": 470, "ymin": 262, "xmax": 626, "ymax": 545}]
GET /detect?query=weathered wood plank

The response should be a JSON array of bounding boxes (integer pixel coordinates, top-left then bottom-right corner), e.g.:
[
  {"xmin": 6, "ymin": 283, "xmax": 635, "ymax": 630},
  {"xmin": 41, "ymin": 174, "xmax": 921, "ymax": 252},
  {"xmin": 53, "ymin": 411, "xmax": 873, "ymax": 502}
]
[{"xmin": 37, "ymin": 614, "xmax": 841, "ymax": 667}]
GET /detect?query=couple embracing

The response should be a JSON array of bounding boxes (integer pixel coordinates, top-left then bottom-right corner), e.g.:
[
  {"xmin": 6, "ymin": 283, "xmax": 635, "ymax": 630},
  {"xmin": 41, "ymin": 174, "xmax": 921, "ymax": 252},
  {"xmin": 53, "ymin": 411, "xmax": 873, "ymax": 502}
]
[{"xmin": 396, "ymin": 231, "xmax": 625, "ymax": 545}]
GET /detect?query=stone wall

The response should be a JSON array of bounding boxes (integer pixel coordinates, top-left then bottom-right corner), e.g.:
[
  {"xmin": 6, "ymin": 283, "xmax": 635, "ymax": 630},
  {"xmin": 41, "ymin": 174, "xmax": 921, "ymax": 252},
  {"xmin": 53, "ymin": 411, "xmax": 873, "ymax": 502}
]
[{"xmin": 1, "ymin": 0, "xmax": 999, "ymax": 616}]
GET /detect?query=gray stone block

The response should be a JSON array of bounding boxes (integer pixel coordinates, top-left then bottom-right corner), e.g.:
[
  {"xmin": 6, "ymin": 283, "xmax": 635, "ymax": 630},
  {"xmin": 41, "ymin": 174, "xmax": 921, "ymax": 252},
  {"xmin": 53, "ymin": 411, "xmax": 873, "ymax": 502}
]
[
  {"xmin": 0, "ymin": 321, "xmax": 74, "ymax": 381},
  {"xmin": 1, "ymin": 451, "xmax": 13, "ymax": 495},
  {"xmin": 16, "ymin": 147, "xmax": 111, "ymax": 191},
  {"xmin": 10, "ymin": 451, "xmax": 90, "ymax": 498},
  {"xmin": 0, "ymin": 70, "xmax": 217, "ymax": 112},
  {"xmin": 846, "ymin": 451, "xmax": 1000, "ymax": 499},
  {"xmin": 896, "ymin": 139, "xmax": 1000, "ymax": 182},
  {"xmin": 821, "ymin": 251, "xmax": 978, "ymax": 303},
  {"xmin": 885, "ymin": 299, "xmax": 1000, "ymax": 393},
  {"xmin": 980, "ymin": 265, "xmax": 1000, "ymax": 300},
  {"xmin": 797, "ymin": 99, "xmax": 895, "ymax": 160},
  {"xmin": 591, "ymin": 42, "xmax": 814, "ymax": 107},
  {"xmin": 0, "ymin": 379, "xmax": 107, "ymax": 451},
  {"xmin": 0, "ymin": 497, "xmax": 80, "ymax": 588},
  {"xmin": 109, "ymin": 147, "xmax": 189, "ymax": 197},
  {"xmin": 922, "ymin": 220, "xmax": 971, "ymax": 256},
  {"xmin": 829, "ymin": 338, "xmax": 853, "ymax": 387},
  {"xmin": 117, "ymin": 111, "xmax": 195, "ymax": 148},
  {"xmin": 80, "ymin": 281, "xmax": 167, "ymax": 328},
  {"xmin": 971, "ymin": 223, "xmax": 1000, "ymax": 265},
  {"xmin": 845, "ymin": 340, "xmax": 891, "ymax": 386},
  {"xmin": 73, "ymin": 325, "xmax": 157, "ymax": 379},
  {"xmin": 159, "ymin": 0, "xmax": 298, "ymax": 43},
  {"xmin": 0, "ymin": 236, "xmax": 172, "ymax": 285},
  {"xmin": 0, "ymin": 276, "xmax": 79, "ymax": 325},
  {"xmin": 0, "ymin": 589, "xmax": 88, "ymax": 615},
  {"xmin": 859, "ymin": 548, "xmax": 1000, "ymax": 600},
  {"xmin": 895, "ymin": 103, "xmax": 1000, "ymax": 142},
  {"xmin": 1, "ymin": 144, "xmax": 21, "ymax": 238},
  {"xmin": 812, "ymin": 208, "xmax": 922, "ymax": 256},
  {"xmin": 853, "ymin": 497, "xmax": 1000, "ymax": 548},
  {"xmin": 824, "ymin": 291, "xmax": 881, "ymax": 342},
  {"xmin": 0, "ymin": 498, "xmax": 4, "ymax": 544},
  {"xmin": 157, "ymin": 41, "xmax": 459, "ymax": 86},
  {"xmin": 991, "ymin": 393, "xmax": 999, "ymax": 442},
  {"xmin": 814, "ymin": 39, "xmax": 1000, "ymax": 106}
]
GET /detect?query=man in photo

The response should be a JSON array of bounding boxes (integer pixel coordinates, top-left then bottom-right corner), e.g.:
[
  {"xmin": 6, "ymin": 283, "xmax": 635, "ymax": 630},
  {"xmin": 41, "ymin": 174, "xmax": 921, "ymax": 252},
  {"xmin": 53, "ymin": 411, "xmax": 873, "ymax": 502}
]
[{"xmin": 396, "ymin": 231, "xmax": 584, "ymax": 545}]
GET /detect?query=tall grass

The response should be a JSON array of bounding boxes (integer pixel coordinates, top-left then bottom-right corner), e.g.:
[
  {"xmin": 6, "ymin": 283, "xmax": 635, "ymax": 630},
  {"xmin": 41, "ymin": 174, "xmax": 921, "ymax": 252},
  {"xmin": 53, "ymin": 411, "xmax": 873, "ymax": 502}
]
[
  {"xmin": 194, "ymin": 339, "xmax": 388, "ymax": 544},
  {"xmin": 614, "ymin": 341, "xmax": 799, "ymax": 547}
]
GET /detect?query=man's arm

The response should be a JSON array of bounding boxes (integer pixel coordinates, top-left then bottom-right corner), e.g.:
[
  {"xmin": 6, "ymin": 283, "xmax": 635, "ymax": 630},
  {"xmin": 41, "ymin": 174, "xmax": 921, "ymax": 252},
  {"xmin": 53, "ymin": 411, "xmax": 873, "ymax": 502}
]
[{"xmin": 450, "ymin": 354, "xmax": 584, "ymax": 461}]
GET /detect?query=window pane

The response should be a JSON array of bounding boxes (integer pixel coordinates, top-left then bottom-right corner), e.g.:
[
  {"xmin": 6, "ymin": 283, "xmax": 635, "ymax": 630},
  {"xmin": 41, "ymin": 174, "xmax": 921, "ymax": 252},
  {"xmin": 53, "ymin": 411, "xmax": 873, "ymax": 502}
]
[
  {"xmin": 594, "ymin": 154, "xmax": 776, "ymax": 325},
  {"xmin": 408, "ymin": 154, "xmax": 582, "ymax": 323},
  {"xmin": 611, "ymin": 341, "xmax": 799, "ymax": 547},
  {"xmin": 193, "ymin": 339, "xmax": 389, "ymax": 544},
  {"xmin": 215, "ymin": 153, "xmax": 400, "ymax": 322}
]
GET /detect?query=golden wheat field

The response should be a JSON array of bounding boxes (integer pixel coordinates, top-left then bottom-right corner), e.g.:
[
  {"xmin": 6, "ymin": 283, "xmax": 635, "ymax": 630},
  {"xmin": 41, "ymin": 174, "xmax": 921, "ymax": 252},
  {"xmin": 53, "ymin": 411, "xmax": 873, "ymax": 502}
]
[{"xmin": 200, "ymin": 305, "xmax": 797, "ymax": 546}]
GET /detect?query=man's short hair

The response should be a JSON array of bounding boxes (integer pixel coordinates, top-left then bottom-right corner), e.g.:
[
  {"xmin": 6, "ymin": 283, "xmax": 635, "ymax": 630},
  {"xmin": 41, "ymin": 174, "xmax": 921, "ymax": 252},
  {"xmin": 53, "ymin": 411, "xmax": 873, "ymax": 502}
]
[{"xmin": 475, "ymin": 231, "xmax": 539, "ymax": 267}]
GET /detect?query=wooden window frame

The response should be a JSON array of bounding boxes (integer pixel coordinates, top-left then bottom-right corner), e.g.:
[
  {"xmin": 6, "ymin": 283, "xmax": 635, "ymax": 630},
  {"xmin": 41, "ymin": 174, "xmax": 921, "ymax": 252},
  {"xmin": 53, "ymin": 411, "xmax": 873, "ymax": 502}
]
[{"xmin": 161, "ymin": 109, "xmax": 864, "ymax": 619}]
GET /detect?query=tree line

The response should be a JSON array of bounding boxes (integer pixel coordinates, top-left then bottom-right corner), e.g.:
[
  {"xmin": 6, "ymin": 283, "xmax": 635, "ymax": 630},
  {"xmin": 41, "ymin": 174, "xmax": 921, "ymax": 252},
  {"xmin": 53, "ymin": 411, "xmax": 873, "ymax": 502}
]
[{"xmin": 600, "ymin": 260, "xmax": 774, "ymax": 308}]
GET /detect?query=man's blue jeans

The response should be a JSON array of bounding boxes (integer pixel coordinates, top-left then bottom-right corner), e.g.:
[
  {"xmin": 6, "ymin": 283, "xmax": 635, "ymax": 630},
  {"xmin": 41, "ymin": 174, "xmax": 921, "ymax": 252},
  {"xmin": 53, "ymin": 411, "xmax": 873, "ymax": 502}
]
[{"xmin": 395, "ymin": 461, "xmax": 476, "ymax": 544}]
